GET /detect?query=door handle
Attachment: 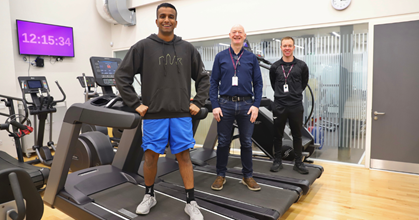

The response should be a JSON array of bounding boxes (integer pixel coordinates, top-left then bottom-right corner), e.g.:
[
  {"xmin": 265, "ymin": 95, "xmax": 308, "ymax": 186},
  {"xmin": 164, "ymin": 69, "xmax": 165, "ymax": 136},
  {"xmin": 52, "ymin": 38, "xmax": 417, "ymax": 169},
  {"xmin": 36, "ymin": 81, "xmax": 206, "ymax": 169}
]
[{"xmin": 374, "ymin": 111, "xmax": 385, "ymax": 116}]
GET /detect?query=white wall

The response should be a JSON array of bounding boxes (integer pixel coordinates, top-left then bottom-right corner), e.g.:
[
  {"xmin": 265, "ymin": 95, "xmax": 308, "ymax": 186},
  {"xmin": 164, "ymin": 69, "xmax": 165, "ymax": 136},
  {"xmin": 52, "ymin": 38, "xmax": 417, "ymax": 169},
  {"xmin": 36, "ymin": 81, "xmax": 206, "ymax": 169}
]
[
  {"xmin": 0, "ymin": 0, "xmax": 114, "ymax": 156},
  {"xmin": 0, "ymin": 0, "xmax": 18, "ymax": 156},
  {"xmin": 9, "ymin": 0, "xmax": 113, "ymax": 105},
  {"xmin": 0, "ymin": 0, "xmax": 16, "ymax": 95},
  {"xmin": 110, "ymin": 0, "xmax": 419, "ymax": 50}
]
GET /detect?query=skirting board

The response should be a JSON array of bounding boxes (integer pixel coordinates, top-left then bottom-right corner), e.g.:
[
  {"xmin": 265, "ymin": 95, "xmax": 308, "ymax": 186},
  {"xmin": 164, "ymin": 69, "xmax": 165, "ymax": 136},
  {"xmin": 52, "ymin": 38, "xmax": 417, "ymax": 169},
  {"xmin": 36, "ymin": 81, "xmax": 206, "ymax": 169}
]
[{"xmin": 371, "ymin": 159, "xmax": 419, "ymax": 174}]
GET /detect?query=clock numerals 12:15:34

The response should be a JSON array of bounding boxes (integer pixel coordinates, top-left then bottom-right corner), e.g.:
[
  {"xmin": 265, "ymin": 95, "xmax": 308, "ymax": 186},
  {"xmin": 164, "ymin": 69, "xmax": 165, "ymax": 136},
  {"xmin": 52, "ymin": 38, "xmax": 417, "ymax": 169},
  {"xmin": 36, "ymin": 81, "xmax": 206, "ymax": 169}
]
[{"xmin": 21, "ymin": 33, "xmax": 71, "ymax": 46}]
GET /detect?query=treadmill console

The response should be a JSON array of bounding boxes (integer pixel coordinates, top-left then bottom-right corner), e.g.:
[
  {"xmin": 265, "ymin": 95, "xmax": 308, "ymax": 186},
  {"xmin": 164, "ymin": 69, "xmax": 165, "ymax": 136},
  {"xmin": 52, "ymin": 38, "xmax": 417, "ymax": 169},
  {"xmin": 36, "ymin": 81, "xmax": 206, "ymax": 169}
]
[
  {"xmin": 77, "ymin": 76, "xmax": 96, "ymax": 88},
  {"xmin": 18, "ymin": 76, "xmax": 50, "ymax": 94},
  {"xmin": 89, "ymin": 57, "xmax": 122, "ymax": 87}
]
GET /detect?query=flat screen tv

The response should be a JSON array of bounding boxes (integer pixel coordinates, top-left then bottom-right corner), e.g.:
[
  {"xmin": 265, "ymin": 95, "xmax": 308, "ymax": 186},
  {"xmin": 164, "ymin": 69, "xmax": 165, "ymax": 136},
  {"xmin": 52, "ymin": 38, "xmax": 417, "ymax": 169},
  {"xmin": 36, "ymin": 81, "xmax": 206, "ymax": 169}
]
[{"xmin": 16, "ymin": 20, "xmax": 75, "ymax": 57}]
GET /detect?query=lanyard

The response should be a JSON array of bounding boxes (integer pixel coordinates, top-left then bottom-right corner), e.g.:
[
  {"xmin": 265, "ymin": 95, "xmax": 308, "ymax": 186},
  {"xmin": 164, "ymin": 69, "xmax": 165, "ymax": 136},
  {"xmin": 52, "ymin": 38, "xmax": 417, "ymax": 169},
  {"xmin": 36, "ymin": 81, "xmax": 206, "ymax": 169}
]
[
  {"xmin": 229, "ymin": 47, "xmax": 244, "ymax": 76},
  {"xmin": 281, "ymin": 64, "xmax": 294, "ymax": 84}
]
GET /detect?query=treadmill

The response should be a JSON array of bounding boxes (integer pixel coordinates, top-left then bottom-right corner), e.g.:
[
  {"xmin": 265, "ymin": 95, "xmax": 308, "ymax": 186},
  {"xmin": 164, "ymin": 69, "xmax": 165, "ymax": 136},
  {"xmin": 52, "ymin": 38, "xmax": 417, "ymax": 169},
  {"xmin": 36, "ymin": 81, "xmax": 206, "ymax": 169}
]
[
  {"xmin": 0, "ymin": 95, "xmax": 49, "ymax": 190},
  {"xmin": 146, "ymin": 107, "xmax": 302, "ymax": 218},
  {"xmin": 191, "ymin": 115, "xmax": 323, "ymax": 195},
  {"xmin": 157, "ymin": 156, "xmax": 301, "ymax": 218},
  {"xmin": 43, "ymin": 57, "xmax": 282, "ymax": 220}
]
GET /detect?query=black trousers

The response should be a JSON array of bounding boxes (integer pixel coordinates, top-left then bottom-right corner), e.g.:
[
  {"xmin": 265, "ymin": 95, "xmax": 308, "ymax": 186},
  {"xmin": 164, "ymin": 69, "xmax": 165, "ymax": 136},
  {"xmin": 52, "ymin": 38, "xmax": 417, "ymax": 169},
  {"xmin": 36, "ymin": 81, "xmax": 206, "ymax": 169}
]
[{"xmin": 272, "ymin": 101, "xmax": 304, "ymax": 159}]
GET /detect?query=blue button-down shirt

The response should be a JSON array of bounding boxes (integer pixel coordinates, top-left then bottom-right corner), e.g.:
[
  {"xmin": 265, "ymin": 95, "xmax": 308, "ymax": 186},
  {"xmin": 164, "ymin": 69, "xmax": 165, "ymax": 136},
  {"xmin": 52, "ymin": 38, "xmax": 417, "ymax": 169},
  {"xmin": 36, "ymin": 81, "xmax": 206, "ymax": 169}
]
[{"xmin": 210, "ymin": 46, "xmax": 263, "ymax": 109}]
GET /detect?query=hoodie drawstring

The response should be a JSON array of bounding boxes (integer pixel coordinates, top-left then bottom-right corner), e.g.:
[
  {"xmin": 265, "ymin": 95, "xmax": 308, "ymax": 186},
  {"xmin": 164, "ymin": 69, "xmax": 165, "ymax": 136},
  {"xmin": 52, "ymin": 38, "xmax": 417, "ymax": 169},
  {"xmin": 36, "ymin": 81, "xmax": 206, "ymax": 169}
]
[
  {"xmin": 173, "ymin": 43, "xmax": 180, "ymax": 75},
  {"xmin": 162, "ymin": 41, "xmax": 167, "ymax": 76}
]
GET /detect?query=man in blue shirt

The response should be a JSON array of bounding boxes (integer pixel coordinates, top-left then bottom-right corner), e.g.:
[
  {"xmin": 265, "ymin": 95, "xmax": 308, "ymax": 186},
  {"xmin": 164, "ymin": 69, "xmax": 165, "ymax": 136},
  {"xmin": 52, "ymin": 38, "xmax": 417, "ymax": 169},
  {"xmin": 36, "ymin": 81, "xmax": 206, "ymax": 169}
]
[{"xmin": 209, "ymin": 24, "xmax": 263, "ymax": 191}]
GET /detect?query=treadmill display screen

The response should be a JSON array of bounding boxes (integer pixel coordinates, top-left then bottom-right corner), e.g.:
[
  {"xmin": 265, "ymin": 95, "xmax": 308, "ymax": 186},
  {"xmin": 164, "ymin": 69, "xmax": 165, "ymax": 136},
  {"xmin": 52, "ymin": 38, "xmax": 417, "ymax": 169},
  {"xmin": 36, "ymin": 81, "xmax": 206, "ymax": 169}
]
[
  {"xmin": 27, "ymin": 80, "xmax": 42, "ymax": 89},
  {"xmin": 90, "ymin": 57, "xmax": 121, "ymax": 87},
  {"xmin": 98, "ymin": 61, "xmax": 118, "ymax": 75}
]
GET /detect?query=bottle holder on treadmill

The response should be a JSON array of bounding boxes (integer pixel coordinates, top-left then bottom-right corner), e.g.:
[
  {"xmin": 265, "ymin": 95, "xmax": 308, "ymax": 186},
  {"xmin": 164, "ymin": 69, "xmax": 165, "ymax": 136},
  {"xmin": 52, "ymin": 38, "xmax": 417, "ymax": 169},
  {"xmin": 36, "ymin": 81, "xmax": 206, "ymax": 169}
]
[{"xmin": 91, "ymin": 97, "xmax": 110, "ymax": 106}]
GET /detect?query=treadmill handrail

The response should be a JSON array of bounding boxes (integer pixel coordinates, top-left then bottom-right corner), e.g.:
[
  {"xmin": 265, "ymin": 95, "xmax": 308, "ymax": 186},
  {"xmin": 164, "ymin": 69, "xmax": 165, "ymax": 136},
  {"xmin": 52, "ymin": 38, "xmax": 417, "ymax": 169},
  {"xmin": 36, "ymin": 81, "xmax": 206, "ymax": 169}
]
[
  {"xmin": 104, "ymin": 96, "xmax": 123, "ymax": 108},
  {"xmin": 63, "ymin": 102, "xmax": 140, "ymax": 129}
]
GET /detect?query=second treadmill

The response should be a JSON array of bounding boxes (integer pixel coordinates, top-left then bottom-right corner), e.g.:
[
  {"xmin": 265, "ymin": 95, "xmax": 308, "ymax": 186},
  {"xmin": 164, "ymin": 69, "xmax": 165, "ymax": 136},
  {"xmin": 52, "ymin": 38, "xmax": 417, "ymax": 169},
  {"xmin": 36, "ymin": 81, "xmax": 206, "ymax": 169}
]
[{"xmin": 190, "ymin": 115, "xmax": 323, "ymax": 195}]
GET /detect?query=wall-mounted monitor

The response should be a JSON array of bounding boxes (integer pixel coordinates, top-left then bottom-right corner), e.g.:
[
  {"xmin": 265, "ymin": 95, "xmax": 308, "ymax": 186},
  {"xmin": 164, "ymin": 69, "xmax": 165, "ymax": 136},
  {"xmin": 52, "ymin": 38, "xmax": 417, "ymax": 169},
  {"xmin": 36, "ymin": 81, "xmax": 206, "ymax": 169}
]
[{"xmin": 16, "ymin": 20, "xmax": 75, "ymax": 57}]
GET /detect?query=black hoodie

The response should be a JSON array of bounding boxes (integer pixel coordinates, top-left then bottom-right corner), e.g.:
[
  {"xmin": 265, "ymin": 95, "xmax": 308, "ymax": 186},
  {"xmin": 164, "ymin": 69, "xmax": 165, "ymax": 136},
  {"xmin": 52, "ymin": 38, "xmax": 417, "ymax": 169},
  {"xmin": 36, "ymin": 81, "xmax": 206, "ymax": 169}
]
[{"xmin": 115, "ymin": 34, "xmax": 210, "ymax": 119}]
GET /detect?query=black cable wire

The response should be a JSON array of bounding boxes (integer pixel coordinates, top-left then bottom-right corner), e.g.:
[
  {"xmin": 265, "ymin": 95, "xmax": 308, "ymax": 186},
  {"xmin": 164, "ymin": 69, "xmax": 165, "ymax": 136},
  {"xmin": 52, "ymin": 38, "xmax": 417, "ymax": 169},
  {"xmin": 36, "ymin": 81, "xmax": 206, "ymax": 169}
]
[
  {"xmin": 304, "ymin": 84, "xmax": 315, "ymax": 127},
  {"xmin": 28, "ymin": 56, "xmax": 31, "ymax": 76}
]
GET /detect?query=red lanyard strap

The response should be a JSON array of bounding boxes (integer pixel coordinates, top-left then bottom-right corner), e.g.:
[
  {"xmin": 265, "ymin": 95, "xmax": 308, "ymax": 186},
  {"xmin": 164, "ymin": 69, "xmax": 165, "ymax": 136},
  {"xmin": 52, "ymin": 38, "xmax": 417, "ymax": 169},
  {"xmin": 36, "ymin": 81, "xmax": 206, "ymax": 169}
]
[
  {"xmin": 281, "ymin": 64, "xmax": 294, "ymax": 84},
  {"xmin": 229, "ymin": 47, "xmax": 244, "ymax": 76}
]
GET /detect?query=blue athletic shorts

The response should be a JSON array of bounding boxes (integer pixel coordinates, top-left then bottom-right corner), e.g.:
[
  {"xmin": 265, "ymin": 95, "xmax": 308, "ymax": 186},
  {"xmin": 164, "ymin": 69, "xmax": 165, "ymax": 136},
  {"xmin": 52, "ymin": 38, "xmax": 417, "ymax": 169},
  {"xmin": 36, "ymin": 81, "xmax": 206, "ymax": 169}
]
[{"xmin": 142, "ymin": 117, "xmax": 195, "ymax": 154}]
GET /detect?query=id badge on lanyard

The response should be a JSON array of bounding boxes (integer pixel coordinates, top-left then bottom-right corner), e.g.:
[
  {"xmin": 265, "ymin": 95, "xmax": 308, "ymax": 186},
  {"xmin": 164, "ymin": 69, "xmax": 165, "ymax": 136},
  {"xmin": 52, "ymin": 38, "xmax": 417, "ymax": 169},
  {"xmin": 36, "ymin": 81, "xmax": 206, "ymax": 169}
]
[
  {"xmin": 232, "ymin": 76, "xmax": 238, "ymax": 86},
  {"xmin": 281, "ymin": 64, "xmax": 294, "ymax": 93},
  {"xmin": 229, "ymin": 48, "xmax": 243, "ymax": 87},
  {"xmin": 283, "ymin": 84, "xmax": 289, "ymax": 92}
]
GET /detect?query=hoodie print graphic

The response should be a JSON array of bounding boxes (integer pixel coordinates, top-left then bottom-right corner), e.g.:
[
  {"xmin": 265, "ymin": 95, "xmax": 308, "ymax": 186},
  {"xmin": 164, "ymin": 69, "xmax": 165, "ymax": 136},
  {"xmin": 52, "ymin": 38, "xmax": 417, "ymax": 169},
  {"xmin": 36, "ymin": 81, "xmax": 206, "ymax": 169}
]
[{"xmin": 159, "ymin": 54, "xmax": 183, "ymax": 66}]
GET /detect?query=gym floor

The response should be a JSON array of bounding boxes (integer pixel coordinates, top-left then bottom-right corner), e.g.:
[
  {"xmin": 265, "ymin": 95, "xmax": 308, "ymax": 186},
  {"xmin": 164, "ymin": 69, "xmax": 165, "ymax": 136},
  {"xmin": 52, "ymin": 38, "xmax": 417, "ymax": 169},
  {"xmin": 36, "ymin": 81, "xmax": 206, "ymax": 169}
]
[{"xmin": 28, "ymin": 152, "xmax": 419, "ymax": 220}]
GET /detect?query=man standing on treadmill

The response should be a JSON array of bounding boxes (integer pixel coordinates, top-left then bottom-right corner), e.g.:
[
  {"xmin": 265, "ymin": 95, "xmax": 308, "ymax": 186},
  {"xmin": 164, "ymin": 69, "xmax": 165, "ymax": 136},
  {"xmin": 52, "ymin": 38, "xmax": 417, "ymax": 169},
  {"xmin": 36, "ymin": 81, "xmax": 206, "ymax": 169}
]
[
  {"xmin": 115, "ymin": 3, "xmax": 209, "ymax": 220},
  {"xmin": 209, "ymin": 24, "xmax": 263, "ymax": 191},
  {"xmin": 269, "ymin": 36, "xmax": 309, "ymax": 174}
]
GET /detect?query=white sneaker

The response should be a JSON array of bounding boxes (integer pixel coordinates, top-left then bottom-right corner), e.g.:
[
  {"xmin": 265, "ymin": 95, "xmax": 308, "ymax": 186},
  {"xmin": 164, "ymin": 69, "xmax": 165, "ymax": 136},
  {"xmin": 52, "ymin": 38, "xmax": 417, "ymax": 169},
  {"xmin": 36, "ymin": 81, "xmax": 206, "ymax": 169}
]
[
  {"xmin": 185, "ymin": 201, "xmax": 204, "ymax": 220},
  {"xmin": 136, "ymin": 194, "xmax": 157, "ymax": 215}
]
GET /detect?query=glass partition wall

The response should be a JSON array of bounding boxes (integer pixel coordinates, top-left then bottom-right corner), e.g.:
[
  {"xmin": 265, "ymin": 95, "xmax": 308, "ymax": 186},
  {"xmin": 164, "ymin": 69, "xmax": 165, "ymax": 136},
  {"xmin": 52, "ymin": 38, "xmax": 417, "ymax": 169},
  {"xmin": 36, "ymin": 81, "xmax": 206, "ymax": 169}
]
[
  {"xmin": 113, "ymin": 24, "xmax": 368, "ymax": 164},
  {"xmin": 192, "ymin": 24, "xmax": 368, "ymax": 164}
]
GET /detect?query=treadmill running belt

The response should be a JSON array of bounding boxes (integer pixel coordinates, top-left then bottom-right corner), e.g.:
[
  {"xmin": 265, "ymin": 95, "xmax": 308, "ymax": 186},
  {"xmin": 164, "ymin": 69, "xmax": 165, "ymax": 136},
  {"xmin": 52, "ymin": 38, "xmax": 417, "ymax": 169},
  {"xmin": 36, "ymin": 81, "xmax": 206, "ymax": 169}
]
[
  {"xmin": 90, "ymin": 182, "xmax": 227, "ymax": 220},
  {"xmin": 207, "ymin": 156, "xmax": 321, "ymax": 186},
  {"xmin": 160, "ymin": 170, "xmax": 296, "ymax": 217}
]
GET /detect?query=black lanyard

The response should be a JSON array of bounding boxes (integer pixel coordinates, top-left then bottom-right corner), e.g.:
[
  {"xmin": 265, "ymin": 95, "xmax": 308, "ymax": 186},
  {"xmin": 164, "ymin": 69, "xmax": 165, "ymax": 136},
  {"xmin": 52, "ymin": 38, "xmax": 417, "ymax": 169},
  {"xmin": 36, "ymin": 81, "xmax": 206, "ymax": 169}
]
[
  {"xmin": 281, "ymin": 64, "xmax": 294, "ymax": 84},
  {"xmin": 229, "ymin": 47, "xmax": 244, "ymax": 76}
]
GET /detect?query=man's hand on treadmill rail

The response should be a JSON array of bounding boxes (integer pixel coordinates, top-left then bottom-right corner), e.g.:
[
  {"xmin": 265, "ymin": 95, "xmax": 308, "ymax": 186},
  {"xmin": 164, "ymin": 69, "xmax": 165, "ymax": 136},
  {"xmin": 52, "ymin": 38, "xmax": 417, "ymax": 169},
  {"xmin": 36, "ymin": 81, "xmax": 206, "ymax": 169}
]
[
  {"xmin": 189, "ymin": 103, "xmax": 200, "ymax": 115},
  {"xmin": 136, "ymin": 104, "xmax": 149, "ymax": 117}
]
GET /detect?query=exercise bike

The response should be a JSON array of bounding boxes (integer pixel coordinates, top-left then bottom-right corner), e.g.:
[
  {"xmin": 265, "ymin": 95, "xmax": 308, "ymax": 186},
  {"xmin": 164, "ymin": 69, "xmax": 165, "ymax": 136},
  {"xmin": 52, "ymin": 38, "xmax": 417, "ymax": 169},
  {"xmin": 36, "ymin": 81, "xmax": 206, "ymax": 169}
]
[{"xmin": 0, "ymin": 94, "xmax": 49, "ymax": 191}]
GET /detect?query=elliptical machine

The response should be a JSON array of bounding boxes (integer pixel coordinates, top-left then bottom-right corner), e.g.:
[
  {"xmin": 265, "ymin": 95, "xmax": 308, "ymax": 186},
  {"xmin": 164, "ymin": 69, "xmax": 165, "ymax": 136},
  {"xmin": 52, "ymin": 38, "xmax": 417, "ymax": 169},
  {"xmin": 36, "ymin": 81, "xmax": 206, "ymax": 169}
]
[{"xmin": 17, "ymin": 76, "xmax": 66, "ymax": 166}]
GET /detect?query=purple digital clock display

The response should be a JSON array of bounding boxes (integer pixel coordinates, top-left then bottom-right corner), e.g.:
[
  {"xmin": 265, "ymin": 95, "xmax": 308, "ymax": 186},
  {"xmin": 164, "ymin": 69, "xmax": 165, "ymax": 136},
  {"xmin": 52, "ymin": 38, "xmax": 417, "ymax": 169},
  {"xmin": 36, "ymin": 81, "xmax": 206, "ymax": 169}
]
[{"xmin": 16, "ymin": 20, "xmax": 75, "ymax": 57}]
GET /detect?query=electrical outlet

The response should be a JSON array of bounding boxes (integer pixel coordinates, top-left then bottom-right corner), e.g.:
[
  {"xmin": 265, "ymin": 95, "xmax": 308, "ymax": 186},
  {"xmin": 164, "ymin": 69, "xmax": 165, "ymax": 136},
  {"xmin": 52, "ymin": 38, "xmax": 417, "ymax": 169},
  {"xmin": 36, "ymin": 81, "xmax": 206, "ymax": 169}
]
[{"xmin": 0, "ymin": 140, "xmax": 2, "ymax": 146}]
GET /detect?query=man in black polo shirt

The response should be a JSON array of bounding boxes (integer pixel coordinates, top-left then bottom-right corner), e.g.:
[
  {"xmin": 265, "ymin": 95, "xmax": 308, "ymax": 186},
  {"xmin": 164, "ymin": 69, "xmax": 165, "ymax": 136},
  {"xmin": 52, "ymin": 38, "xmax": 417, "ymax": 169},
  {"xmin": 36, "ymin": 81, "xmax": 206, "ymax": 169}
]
[
  {"xmin": 269, "ymin": 36, "xmax": 309, "ymax": 174},
  {"xmin": 209, "ymin": 24, "xmax": 263, "ymax": 191}
]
